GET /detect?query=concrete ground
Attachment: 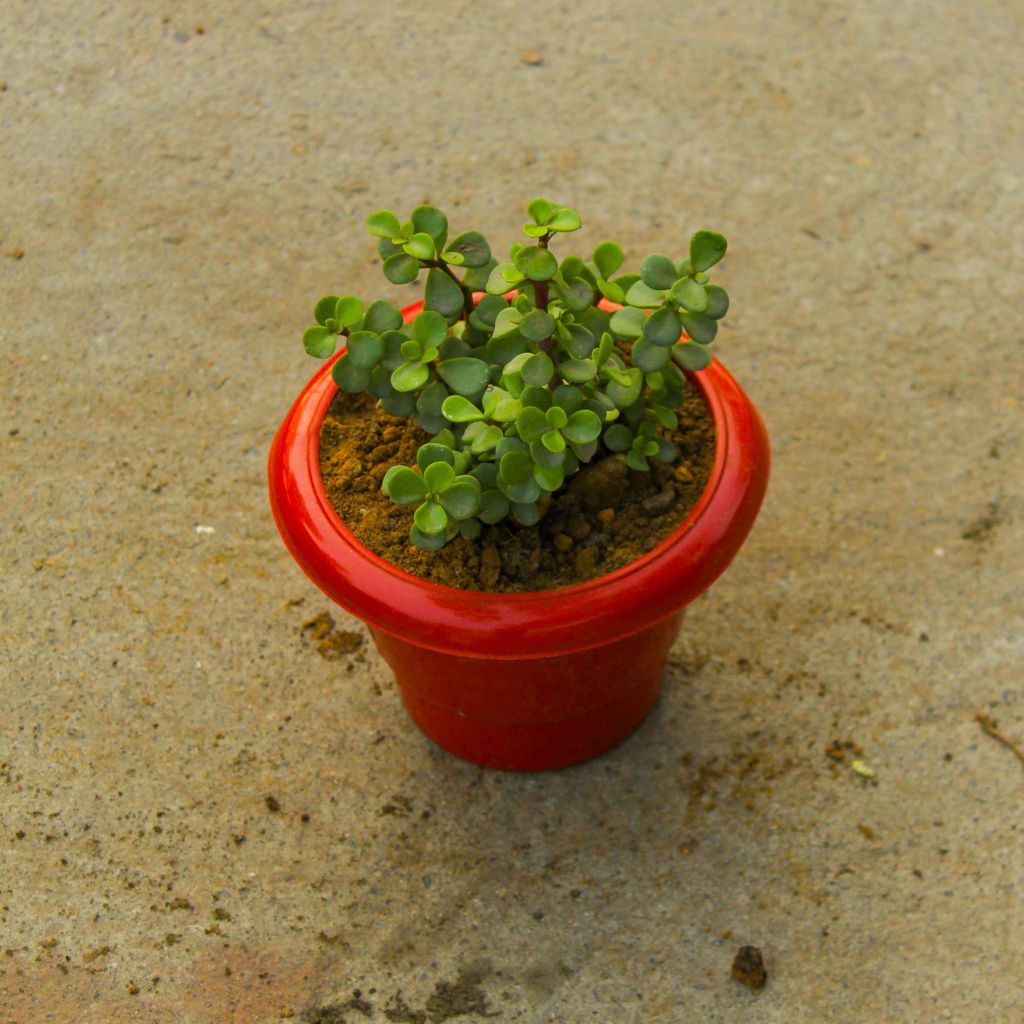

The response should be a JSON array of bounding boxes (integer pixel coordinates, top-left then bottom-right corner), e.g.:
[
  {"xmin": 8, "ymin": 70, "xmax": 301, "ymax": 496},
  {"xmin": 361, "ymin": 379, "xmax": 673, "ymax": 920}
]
[{"xmin": 2, "ymin": 1, "xmax": 1022, "ymax": 1021}]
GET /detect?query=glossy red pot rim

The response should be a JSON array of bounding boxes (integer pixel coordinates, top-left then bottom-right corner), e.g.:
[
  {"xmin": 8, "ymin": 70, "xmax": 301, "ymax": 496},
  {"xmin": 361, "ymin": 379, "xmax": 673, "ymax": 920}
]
[{"xmin": 269, "ymin": 301, "xmax": 769, "ymax": 660}]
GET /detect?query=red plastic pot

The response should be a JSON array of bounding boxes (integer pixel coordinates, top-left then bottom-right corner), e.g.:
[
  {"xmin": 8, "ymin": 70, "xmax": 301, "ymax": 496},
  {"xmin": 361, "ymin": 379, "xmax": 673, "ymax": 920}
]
[{"xmin": 268, "ymin": 301, "xmax": 769, "ymax": 771}]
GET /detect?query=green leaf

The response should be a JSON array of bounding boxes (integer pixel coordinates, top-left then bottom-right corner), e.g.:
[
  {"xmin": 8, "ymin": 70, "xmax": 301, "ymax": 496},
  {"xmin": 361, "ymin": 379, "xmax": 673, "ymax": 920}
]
[
  {"xmin": 439, "ymin": 480, "xmax": 481, "ymax": 519},
  {"xmin": 527, "ymin": 198, "xmax": 556, "ymax": 225},
  {"xmin": 562, "ymin": 323, "xmax": 596, "ymax": 359},
  {"xmin": 681, "ymin": 313, "xmax": 718, "ymax": 344},
  {"xmin": 671, "ymin": 277, "xmax": 708, "ymax": 313},
  {"xmin": 441, "ymin": 395, "xmax": 484, "ymax": 422},
  {"xmin": 520, "ymin": 309, "xmax": 555, "ymax": 342},
  {"xmin": 383, "ymin": 253, "xmax": 420, "ymax": 285},
  {"xmin": 625, "ymin": 280, "xmax": 665, "ymax": 308},
  {"xmin": 609, "ymin": 306, "xmax": 647, "ymax": 339},
  {"xmin": 423, "ymin": 460, "xmax": 456, "ymax": 493},
  {"xmin": 640, "ymin": 253, "xmax": 677, "ymax": 290},
  {"xmin": 347, "ymin": 330, "xmax": 384, "ymax": 368},
  {"xmin": 391, "ymin": 361, "xmax": 430, "ymax": 392},
  {"xmin": 445, "ymin": 230, "xmax": 491, "ymax": 268},
  {"xmin": 334, "ymin": 296, "xmax": 364, "ymax": 328},
  {"xmin": 603, "ymin": 423, "xmax": 633, "ymax": 452},
  {"xmin": 424, "ymin": 267, "xmax": 464, "ymax": 317},
  {"xmin": 511, "ymin": 502, "xmax": 541, "ymax": 526},
  {"xmin": 367, "ymin": 210, "xmax": 401, "ymax": 239},
  {"xmin": 522, "ymin": 351, "xmax": 554, "ymax": 387},
  {"xmin": 593, "ymin": 242, "xmax": 624, "ymax": 279},
  {"xmin": 690, "ymin": 230, "xmax": 727, "ymax": 272},
  {"xmin": 491, "ymin": 306, "xmax": 524, "ymax": 340},
  {"xmin": 416, "ymin": 380, "xmax": 448, "ymax": 417},
  {"xmin": 632, "ymin": 337, "xmax": 671, "ymax": 372},
  {"xmin": 673, "ymin": 341, "xmax": 713, "ymax": 371},
  {"xmin": 597, "ymin": 277, "xmax": 625, "ymax": 304},
  {"xmin": 412, "ymin": 310, "xmax": 448, "ymax": 348},
  {"xmin": 552, "ymin": 384, "xmax": 584, "ymax": 413},
  {"xmin": 382, "ymin": 466, "xmax": 427, "ymax": 505},
  {"xmin": 364, "ymin": 300, "xmax": 403, "ymax": 333},
  {"xmin": 606, "ymin": 367, "xmax": 643, "ymax": 408},
  {"xmin": 514, "ymin": 246, "xmax": 558, "ymax": 281},
  {"xmin": 469, "ymin": 424, "xmax": 503, "ymax": 454},
  {"xmin": 410, "ymin": 525, "xmax": 448, "ymax": 550},
  {"xmin": 516, "ymin": 405, "xmax": 549, "ymax": 441},
  {"xmin": 368, "ymin": 365, "xmax": 395, "ymax": 399},
  {"xmin": 479, "ymin": 489, "xmax": 510, "ymax": 524},
  {"xmin": 437, "ymin": 357, "xmax": 490, "ymax": 395},
  {"xmin": 533, "ymin": 463, "xmax": 565, "ymax": 491},
  {"xmin": 381, "ymin": 391, "xmax": 416, "ymax": 416},
  {"xmin": 400, "ymin": 338, "xmax": 422, "ymax": 361},
  {"xmin": 472, "ymin": 294, "xmax": 507, "ymax": 329},
  {"xmin": 486, "ymin": 263, "xmax": 517, "ymax": 294},
  {"xmin": 559, "ymin": 276, "xmax": 594, "ymax": 313},
  {"xmin": 542, "ymin": 429, "xmax": 566, "ymax": 453},
  {"xmin": 643, "ymin": 306, "xmax": 683, "ymax": 346},
  {"xmin": 416, "ymin": 443, "xmax": 454, "ymax": 471},
  {"xmin": 522, "ymin": 223, "xmax": 548, "ymax": 238},
  {"xmin": 704, "ymin": 284, "xmax": 730, "ymax": 319},
  {"xmin": 314, "ymin": 296, "xmax": 341, "ymax": 326},
  {"xmin": 303, "ymin": 325, "xmax": 336, "ymax": 358},
  {"xmin": 563, "ymin": 409, "xmax": 601, "ymax": 444},
  {"xmin": 414, "ymin": 499, "xmax": 448, "ymax": 536},
  {"xmin": 503, "ymin": 477, "xmax": 541, "ymax": 504},
  {"xmin": 549, "ymin": 207, "xmax": 581, "ymax": 232},
  {"xmin": 625, "ymin": 449, "xmax": 650, "ymax": 472},
  {"xmin": 332, "ymin": 354, "xmax": 370, "ymax": 392},
  {"xmin": 403, "ymin": 232, "xmax": 435, "ymax": 260},
  {"xmin": 499, "ymin": 450, "xmax": 533, "ymax": 485},
  {"xmin": 462, "ymin": 258, "xmax": 498, "ymax": 292},
  {"xmin": 545, "ymin": 405, "xmax": 568, "ymax": 430},
  {"xmin": 558, "ymin": 359, "xmax": 597, "ymax": 383},
  {"xmin": 378, "ymin": 236, "xmax": 403, "ymax": 260},
  {"xmin": 412, "ymin": 205, "xmax": 448, "ymax": 246},
  {"xmin": 595, "ymin": 331, "xmax": 614, "ymax": 367}
]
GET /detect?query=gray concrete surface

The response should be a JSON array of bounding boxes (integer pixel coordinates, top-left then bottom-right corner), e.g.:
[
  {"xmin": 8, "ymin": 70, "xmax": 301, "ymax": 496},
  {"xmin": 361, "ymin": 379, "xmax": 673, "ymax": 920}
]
[{"xmin": 2, "ymin": 1, "xmax": 1022, "ymax": 1021}]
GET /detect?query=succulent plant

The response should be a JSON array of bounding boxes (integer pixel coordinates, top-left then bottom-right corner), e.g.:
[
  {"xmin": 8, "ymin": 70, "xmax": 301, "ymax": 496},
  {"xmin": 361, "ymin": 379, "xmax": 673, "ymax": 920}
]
[{"xmin": 301, "ymin": 200, "xmax": 729, "ymax": 549}]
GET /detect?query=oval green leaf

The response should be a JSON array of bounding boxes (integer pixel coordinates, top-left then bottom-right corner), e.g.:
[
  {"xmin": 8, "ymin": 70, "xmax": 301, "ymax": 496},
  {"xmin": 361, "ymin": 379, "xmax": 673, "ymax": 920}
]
[
  {"xmin": 438, "ymin": 480, "xmax": 481, "ymax": 520},
  {"xmin": 514, "ymin": 245, "xmax": 558, "ymax": 281},
  {"xmin": 367, "ymin": 210, "xmax": 401, "ymax": 239},
  {"xmin": 383, "ymin": 253, "xmax": 420, "ymax": 285},
  {"xmin": 640, "ymin": 253, "xmax": 677, "ymax": 290},
  {"xmin": 414, "ymin": 500, "xmax": 448, "ymax": 536},
  {"xmin": 643, "ymin": 306, "xmax": 683, "ymax": 346},
  {"xmin": 593, "ymin": 241, "xmax": 624, "ymax": 279},
  {"xmin": 681, "ymin": 313, "xmax": 718, "ymax": 344},
  {"xmin": 563, "ymin": 409, "xmax": 601, "ymax": 444},
  {"xmin": 424, "ymin": 267, "xmax": 464, "ymax": 317},
  {"xmin": 303, "ymin": 325, "xmax": 336, "ymax": 358},
  {"xmin": 437, "ymin": 357, "xmax": 489, "ymax": 395},
  {"xmin": 689, "ymin": 230, "xmax": 727, "ymax": 273},
  {"xmin": 382, "ymin": 465, "xmax": 427, "ymax": 505},
  {"xmin": 346, "ymin": 330, "xmax": 384, "ymax": 368},
  {"xmin": 390, "ymin": 360, "xmax": 430, "ymax": 392}
]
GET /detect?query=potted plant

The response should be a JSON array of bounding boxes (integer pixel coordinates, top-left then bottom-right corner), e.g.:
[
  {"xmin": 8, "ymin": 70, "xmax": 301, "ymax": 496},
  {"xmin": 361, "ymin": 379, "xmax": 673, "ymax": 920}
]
[{"xmin": 269, "ymin": 200, "xmax": 769, "ymax": 771}]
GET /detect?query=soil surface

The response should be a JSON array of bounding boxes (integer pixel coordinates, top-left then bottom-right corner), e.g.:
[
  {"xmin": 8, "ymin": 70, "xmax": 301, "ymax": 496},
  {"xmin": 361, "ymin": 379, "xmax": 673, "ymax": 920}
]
[{"xmin": 318, "ymin": 384, "xmax": 715, "ymax": 592}]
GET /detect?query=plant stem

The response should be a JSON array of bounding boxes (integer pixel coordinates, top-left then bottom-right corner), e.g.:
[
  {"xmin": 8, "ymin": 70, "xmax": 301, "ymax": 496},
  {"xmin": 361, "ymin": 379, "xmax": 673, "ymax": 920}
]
[{"xmin": 533, "ymin": 232, "xmax": 552, "ymax": 314}]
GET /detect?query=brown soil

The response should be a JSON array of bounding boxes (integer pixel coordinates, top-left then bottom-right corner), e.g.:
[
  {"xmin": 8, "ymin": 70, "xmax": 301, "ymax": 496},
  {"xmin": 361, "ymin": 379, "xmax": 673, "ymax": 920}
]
[{"xmin": 318, "ymin": 384, "xmax": 715, "ymax": 592}]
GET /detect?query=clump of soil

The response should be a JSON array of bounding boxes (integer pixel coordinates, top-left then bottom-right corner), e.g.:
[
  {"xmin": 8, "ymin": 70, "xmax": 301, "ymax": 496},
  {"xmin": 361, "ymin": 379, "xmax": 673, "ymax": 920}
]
[
  {"xmin": 731, "ymin": 945, "xmax": 767, "ymax": 989},
  {"xmin": 318, "ymin": 384, "xmax": 714, "ymax": 592},
  {"xmin": 301, "ymin": 611, "xmax": 364, "ymax": 659}
]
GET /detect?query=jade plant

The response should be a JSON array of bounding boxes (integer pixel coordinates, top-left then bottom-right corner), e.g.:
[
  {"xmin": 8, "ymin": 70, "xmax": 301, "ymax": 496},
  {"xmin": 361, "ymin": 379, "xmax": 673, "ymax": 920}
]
[{"xmin": 301, "ymin": 200, "xmax": 729, "ymax": 550}]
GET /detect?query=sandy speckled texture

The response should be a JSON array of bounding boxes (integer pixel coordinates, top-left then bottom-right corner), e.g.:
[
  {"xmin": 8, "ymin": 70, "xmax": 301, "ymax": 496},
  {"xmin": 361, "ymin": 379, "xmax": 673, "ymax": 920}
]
[{"xmin": 1, "ymin": 2, "xmax": 1022, "ymax": 1022}]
